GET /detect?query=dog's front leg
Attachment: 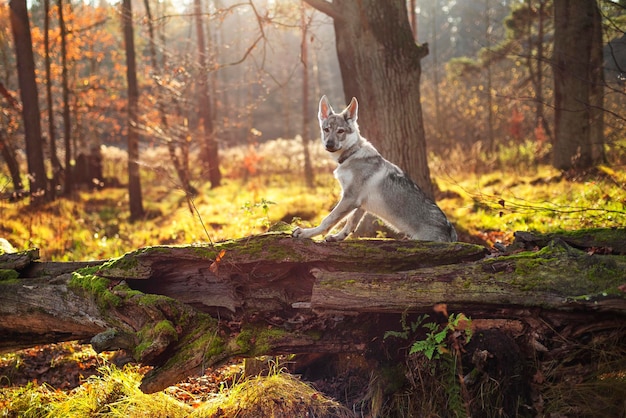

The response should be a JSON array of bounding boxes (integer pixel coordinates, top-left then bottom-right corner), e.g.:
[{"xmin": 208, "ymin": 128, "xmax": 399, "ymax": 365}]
[
  {"xmin": 292, "ymin": 199, "xmax": 358, "ymax": 240},
  {"xmin": 325, "ymin": 208, "xmax": 365, "ymax": 242}
]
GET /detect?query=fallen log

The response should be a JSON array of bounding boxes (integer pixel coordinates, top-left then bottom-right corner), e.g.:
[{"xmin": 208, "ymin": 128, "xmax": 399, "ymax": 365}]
[{"xmin": 1, "ymin": 231, "xmax": 625, "ymax": 394}]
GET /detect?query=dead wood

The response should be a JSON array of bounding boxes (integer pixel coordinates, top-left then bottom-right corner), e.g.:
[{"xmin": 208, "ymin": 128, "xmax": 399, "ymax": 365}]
[{"xmin": 0, "ymin": 231, "xmax": 624, "ymax": 393}]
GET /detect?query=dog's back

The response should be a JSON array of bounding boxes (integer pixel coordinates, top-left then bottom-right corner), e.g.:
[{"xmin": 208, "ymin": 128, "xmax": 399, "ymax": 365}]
[{"xmin": 336, "ymin": 135, "xmax": 457, "ymax": 242}]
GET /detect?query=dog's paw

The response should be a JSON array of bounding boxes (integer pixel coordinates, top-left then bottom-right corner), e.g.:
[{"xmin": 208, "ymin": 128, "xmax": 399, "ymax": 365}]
[
  {"xmin": 292, "ymin": 227, "xmax": 309, "ymax": 239},
  {"xmin": 324, "ymin": 233, "xmax": 347, "ymax": 242}
]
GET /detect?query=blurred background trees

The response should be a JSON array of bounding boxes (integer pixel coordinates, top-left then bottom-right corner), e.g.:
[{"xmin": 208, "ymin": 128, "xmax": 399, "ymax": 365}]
[{"xmin": 0, "ymin": 0, "xmax": 625, "ymax": 206}]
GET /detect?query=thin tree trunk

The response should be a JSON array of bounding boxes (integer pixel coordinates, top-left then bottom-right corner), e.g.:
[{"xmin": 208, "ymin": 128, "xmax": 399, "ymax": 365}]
[
  {"xmin": 0, "ymin": 127, "xmax": 23, "ymax": 194},
  {"xmin": 58, "ymin": 0, "xmax": 73, "ymax": 196},
  {"xmin": 589, "ymin": 0, "xmax": 605, "ymax": 164},
  {"xmin": 432, "ymin": 1, "xmax": 443, "ymax": 145},
  {"xmin": 9, "ymin": 0, "xmax": 48, "ymax": 204},
  {"xmin": 0, "ymin": 82, "xmax": 24, "ymax": 194},
  {"xmin": 45, "ymin": 0, "xmax": 62, "ymax": 199},
  {"xmin": 194, "ymin": 0, "xmax": 221, "ymax": 188},
  {"xmin": 122, "ymin": 0, "xmax": 144, "ymax": 219},
  {"xmin": 409, "ymin": 0, "xmax": 417, "ymax": 40},
  {"xmin": 485, "ymin": 0, "xmax": 495, "ymax": 154},
  {"xmin": 534, "ymin": 0, "xmax": 552, "ymax": 141},
  {"xmin": 301, "ymin": 4, "xmax": 314, "ymax": 188}
]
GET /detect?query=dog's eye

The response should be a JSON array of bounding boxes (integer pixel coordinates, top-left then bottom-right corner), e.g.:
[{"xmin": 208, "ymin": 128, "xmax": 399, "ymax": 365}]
[
  {"xmin": 323, "ymin": 127, "xmax": 330, "ymax": 133},
  {"xmin": 337, "ymin": 129, "xmax": 345, "ymax": 134}
]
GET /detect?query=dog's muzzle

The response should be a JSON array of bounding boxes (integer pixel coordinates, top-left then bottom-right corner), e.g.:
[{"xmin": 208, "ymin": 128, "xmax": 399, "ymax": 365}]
[{"xmin": 325, "ymin": 142, "xmax": 340, "ymax": 152}]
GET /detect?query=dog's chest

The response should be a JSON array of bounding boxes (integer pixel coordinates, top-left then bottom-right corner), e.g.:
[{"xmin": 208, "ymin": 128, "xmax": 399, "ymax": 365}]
[
  {"xmin": 334, "ymin": 166, "xmax": 353, "ymax": 187},
  {"xmin": 334, "ymin": 161, "xmax": 387, "ymax": 202}
]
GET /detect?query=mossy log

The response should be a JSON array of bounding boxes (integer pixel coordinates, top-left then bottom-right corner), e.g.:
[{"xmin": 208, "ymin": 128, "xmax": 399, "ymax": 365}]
[{"xmin": 1, "ymin": 230, "xmax": 625, "ymax": 393}]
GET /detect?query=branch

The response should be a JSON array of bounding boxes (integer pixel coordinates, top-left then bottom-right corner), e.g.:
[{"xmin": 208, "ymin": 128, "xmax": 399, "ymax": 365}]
[
  {"xmin": 302, "ymin": 0, "xmax": 340, "ymax": 21},
  {"xmin": 0, "ymin": 82, "xmax": 21, "ymax": 110}
]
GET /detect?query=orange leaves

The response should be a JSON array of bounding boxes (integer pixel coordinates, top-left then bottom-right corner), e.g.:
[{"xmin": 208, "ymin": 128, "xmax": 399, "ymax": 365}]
[
  {"xmin": 243, "ymin": 145, "xmax": 263, "ymax": 175},
  {"xmin": 209, "ymin": 249, "xmax": 226, "ymax": 274}
]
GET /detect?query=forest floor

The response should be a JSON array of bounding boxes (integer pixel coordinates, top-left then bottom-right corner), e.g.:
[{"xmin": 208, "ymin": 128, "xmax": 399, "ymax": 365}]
[
  {"xmin": 1, "ymin": 141, "xmax": 626, "ymax": 416},
  {"xmin": 0, "ymin": 342, "xmax": 243, "ymax": 406},
  {"xmin": 2, "ymin": 141, "xmax": 625, "ymax": 262}
]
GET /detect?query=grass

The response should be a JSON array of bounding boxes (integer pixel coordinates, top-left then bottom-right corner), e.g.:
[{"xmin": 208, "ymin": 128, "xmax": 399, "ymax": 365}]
[
  {"xmin": 435, "ymin": 163, "xmax": 626, "ymax": 245},
  {"xmin": 1, "ymin": 139, "xmax": 625, "ymax": 261},
  {"xmin": 46, "ymin": 364, "xmax": 190, "ymax": 418},
  {"xmin": 191, "ymin": 364, "xmax": 353, "ymax": 418},
  {"xmin": 0, "ymin": 360, "xmax": 353, "ymax": 418}
]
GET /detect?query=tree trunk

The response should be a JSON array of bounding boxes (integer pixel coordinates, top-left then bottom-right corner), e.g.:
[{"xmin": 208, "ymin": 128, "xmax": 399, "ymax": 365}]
[
  {"xmin": 122, "ymin": 0, "xmax": 144, "ymax": 220},
  {"xmin": 589, "ymin": 0, "xmax": 605, "ymax": 164},
  {"xmin": 58, "ymin": 0, "xmax": 72, "ymax": 196},
  {"xmin": 9, "ymin": 0, "xmax": 48, "ymax": 204},
  {"xmin": 533, "ymin": 0, "xmax": 552, "ymax": 142},
  {"xmin": 304, "ymin": 0, "xmax": 434, "ymax": 199},
  {"xmin": 194, "ymin": 0, "xmax": 221, "ymax": 188},
  {"xmin": 0, "ymin": 83, "xmax": 24, "ymax": 195},
  {"xmin": 484, "ymin": 0, "xmax": 495, "ymax": 154},
  {"xmin": 0, "ymin": 127, "xmax": 23, "ymax": 194},
  {"xmin": 1, "ymin": 231, "xmax": 625, "ymax": 395},
  {"xmin": 552, "ymin": 0, "xmax": 603, "ymax": 171},
  {"xmin": 431, "ymin": 2, "xmax": 444, "ymax": 146},
  {"xmin": 301, "ymin": 4, "xmax": 314, "ymax": 188},
  {"xmin": 46, "ymin": 0, "xmax": 63, "ymax": 199}
]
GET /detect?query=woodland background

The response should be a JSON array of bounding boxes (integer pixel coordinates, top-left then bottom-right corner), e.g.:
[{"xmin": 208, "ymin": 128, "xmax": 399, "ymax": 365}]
[
  {"xmin": 1, "ymin": 0, "xmax": 625, "ymax": 223},
  {"xmin": 0, "ymin": 0, "xmax": 626, "ymax": 416}
]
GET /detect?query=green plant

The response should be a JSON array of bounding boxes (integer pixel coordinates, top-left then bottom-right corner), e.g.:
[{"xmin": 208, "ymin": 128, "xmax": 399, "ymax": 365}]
[
  {"xmin": 384, "ymin": 310, "xmax": 473, "ymax": 417},
  {"xmin": 241, "ymin": 198, "xmax": 276, "ymax": 230},
  {"xmin": 384, "ymin": 312, "xmax": 472, "ymax": 360},
  {"xmin": 410, "ymin": 313, "xmax": 472, "ymax": 360}
]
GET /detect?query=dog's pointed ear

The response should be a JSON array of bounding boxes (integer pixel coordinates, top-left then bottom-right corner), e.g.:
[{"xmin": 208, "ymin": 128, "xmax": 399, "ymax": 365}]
[
  {"xmin": 318, "ymin": 95, "xmax": 333, "ymax": 121},
  {"xmin": 345, "ymin": 97, "xmax": 358, "ymax": 121}
]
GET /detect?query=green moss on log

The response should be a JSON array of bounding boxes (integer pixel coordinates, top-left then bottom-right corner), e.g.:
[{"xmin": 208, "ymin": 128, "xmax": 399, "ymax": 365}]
[
  {"xmin": 69, "ymin": 267, "xmax": 122, "ymax": 309},
  {"xmin": 0, "ymin": 269, "xmax": 19, "ymax": 283},
  {"xmin": 492, "ymin": 241, "xmax": 626, "ymax": 296},
  {"xmin": 235, "ymin": 325, "xmax": 291, "ymax": 356},
  {"xmin": 134, "ymin": 319, "xmax": 179, "ymax": 359}
]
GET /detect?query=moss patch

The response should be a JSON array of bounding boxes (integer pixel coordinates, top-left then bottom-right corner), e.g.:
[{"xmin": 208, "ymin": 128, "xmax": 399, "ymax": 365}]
[
  {"xmin": 0, "ymin": 269, "xmax": 19, "ymax": 283},
  {"xmin": 68, "ymin": 267, "xmax": 122, "ymax": 309},
  {"xmin": 492, "ymin": 242, "xmax": 626, "ymax": 296},
  {"xmin": 235, "ymin": 325, "xmax": 291, "ymax": 356}
]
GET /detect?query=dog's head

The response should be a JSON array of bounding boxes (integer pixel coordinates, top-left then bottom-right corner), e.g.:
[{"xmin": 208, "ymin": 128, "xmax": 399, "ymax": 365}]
[{"xmin": 318, "ymin": 95, "xmax": 359, "ymax": 154}]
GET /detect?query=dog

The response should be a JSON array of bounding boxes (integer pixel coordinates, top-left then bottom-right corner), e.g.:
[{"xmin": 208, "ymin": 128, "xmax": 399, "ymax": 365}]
[{"xmin": 292, "ymin": 95, "xmax": 457, "ymax": 242}]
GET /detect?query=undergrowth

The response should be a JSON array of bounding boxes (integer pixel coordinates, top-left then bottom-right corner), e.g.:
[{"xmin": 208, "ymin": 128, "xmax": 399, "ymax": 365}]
[
  {"xmin": 0, "ymin": 361, "xmax": 353, "ymax": 418},
  {"xmin": 192, "ymin": 362, "xmax": 353, "ymax": 418},
  {"xmin": 1, "ymin": 138, "xmax": 625, "ymax": 260}
]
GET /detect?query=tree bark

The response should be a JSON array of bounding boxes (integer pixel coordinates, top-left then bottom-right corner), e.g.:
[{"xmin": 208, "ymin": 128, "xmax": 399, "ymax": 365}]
[
  {"xmin": 58, "ymin": 0, "xmax": 72, "ymax": 196},
  {"xmin": 588, "ymin": 0, "xmax": 605, "ymax": 164},
  {"xmin": 0, "ymin": 127, "xmax": 23, "ymax": 194},
  {"xmin": 304, "ymin": 0, "xmax": 434, "ymax": 199},
  {"xmin": 9, "ymin": 0, "xmax": 48, "ymax": 204},
  {"xmin": 1, "ymin": 232, "xmax": 625, "ymax": 393},
  {"xmin": 552, "ymin": 0, "xmax": 603, "ymax": 171},
  {"xmin": 301, "ymin": 4, "xmax": 314, "ymax": 189},
  {"xmin": 44, "ymin": 0, "xmax": 63, "ymax": 199},
  {"xmin": 194, "ymin": 0, "xmax": 221, "ymax": 188},
  {"xmin": 122, "ymin": 0, "xmax": 144, "ymax": 220},
  {"xmin": 0, "ymin": 83, "xmax": 24, "ymax": 194}
]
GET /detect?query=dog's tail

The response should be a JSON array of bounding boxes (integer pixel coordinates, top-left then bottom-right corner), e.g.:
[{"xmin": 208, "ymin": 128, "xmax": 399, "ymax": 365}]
[{"xmin": 448, "ymin": 222, "xmax": 458, "ymax": 242}]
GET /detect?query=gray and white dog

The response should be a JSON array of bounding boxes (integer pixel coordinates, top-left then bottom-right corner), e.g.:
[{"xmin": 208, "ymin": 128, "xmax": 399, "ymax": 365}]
[{"xmin": 292, "ymin": 95, "xmax": 457, "ymax": 242}]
